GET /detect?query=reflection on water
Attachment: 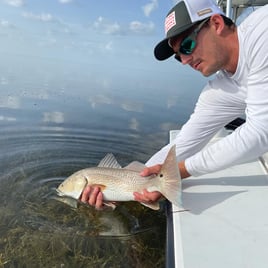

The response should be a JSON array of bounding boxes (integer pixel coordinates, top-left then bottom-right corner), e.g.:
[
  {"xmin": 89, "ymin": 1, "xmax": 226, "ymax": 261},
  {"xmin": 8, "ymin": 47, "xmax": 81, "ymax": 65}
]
[
  {"xmin": 0, "ymin": 79, "xmax": 185, "ymax": 267},
  {"xmin": 0, "ymin": 0, "xmax": 209, "ymax": 264},
  {"xmin": 0, "ymin": 57, "xmax": 202, "ymax": 266},
  {"xmin": 0, "ymin": 122, "xmax": 168, "ymax": 267}
]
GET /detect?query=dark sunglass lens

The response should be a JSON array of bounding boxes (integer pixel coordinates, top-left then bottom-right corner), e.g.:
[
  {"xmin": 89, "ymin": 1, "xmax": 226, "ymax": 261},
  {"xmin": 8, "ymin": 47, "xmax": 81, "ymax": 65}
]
[{"xmin": 180, "ymin": 38, "xmax": 196, "ymax": 55}]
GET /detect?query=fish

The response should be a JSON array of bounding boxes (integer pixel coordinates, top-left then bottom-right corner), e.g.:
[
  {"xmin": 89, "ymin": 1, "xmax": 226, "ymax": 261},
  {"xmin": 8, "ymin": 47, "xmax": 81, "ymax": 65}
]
[{"xmin": 56, "ymin": 145, "xmax": 182, "ymax": 210}]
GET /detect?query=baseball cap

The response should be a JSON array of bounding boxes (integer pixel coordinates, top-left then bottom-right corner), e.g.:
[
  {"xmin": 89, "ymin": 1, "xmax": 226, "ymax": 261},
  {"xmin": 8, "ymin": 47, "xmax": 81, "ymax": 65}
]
[{"xmin": 154, "ymin": 0, "xmax": 224, "ymax": 61}]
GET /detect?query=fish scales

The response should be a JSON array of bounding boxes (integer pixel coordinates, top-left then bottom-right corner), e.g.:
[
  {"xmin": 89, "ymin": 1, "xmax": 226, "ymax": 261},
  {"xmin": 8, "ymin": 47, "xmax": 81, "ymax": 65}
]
[
  {"xmin": 72, "ymin": 167, "xmax": 157, "ymax": 200},
  {"xmin": 57, "ymin": 145, "xmax": 182, "ymax": 210}
]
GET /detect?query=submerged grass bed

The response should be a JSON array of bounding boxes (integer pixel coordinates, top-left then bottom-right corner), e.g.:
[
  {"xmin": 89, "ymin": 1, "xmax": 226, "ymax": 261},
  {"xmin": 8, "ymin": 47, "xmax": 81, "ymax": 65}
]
[
  {"xmin": 0, "ymin": 140, "xmax": 167, "ymax": 268},
  {"xmin": 0, "ymin": 198, "xmax": 166, "ymax": 268}
]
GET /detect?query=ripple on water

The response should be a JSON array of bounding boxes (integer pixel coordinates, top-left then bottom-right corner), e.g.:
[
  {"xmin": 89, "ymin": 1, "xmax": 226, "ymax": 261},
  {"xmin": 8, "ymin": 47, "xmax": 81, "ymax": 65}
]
[{"xmin": 0, "ymin": 125, "xmax": 166, "ymax": 267}]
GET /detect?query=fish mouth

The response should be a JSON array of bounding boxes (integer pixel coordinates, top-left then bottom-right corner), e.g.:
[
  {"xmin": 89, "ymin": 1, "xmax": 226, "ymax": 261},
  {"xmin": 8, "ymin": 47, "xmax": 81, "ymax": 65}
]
[
  {"xmin": 55, "ymin": 188, "xmax": 83, "ymax": 200},
  {"xmin": 56, "ymin": 188, "xmax": 65, "ymax": 196}
]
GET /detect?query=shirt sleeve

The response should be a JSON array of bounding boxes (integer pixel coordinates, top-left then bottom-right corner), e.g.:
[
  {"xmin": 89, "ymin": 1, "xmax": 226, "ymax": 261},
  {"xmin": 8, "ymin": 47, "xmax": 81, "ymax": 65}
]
[
  {"xmin": 146, "ymin": 72, "xmax": 246, "ymax": 167},
  {"xmin": 186, "ymin": 11, "xmax": 268, "ymax": 176},
  {"xmin": 147, "ymin": 6, "xmax": 268, "ymax": 176}
]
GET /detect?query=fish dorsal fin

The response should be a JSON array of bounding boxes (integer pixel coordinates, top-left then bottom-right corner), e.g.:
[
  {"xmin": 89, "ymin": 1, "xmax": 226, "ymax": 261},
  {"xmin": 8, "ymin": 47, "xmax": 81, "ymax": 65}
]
[
  {"xmin": 124, "ymin": 161, "xmax": 145, "ymax": 172},
  {"xmin": 98, "ymin": 153, "xmax": 122, "ymax": 168}
]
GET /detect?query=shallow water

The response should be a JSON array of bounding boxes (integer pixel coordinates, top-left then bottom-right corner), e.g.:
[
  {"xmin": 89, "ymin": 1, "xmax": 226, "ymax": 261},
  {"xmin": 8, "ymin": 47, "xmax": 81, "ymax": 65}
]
[
  {"xmin": 0, "ymin": 74, "xmax": 194, "ymax": 267},
  {"xmin": 0, "ymin": 2, "xmax": 209, "ymax": 266},
  {"xmin": 0, "ymin": 120, "xmax": 170, "ymax": 267},
  {"xmin": 0, "ymin": 44, "xmax": 207, "ymax": 268}
]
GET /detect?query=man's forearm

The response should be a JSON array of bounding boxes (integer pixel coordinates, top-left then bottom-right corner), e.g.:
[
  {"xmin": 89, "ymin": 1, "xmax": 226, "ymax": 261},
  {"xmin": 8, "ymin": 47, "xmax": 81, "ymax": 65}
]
[{"xmin": 178, "ymin": 161, "xmax": 191, "ymax": 179}]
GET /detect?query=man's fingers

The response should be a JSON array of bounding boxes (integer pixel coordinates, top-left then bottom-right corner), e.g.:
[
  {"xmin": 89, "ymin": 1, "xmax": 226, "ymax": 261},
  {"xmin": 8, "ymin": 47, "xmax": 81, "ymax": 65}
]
[
  {"xmin": 133, "ymin": 191, "xmax": 145, "ymax": 202},
  {"xmin": 80, "ymin": 185, "xmax": 91, "ymax": 203},
  {"xmin": 133, "ymin": 189, "xmax": 162, "ymax": 203},
  {"xmin": 80, "ymin": 186, "xmax": 103, "ymax": 209},
  {"xmin": 140, "ymin": 164, "xmax": 162, "ymax": 177},
  {"xmin": 95, "ymin": 191, "xmax": 104, "ymax": 210},
  {"xmin": 88, "ymin": 186, "xmax": 100, "ymax": 206}
]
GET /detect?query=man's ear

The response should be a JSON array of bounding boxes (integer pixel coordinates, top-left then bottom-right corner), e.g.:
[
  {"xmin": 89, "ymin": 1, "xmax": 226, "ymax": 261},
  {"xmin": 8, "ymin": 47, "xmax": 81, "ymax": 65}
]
[{"xmin": 209, "ymin": 14, "xmax": 225, "ymax": 35}]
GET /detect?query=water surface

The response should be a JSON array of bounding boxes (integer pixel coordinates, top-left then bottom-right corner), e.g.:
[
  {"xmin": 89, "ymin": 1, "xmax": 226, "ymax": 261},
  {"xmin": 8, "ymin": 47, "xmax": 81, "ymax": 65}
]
[
  {"xmin": 0, "ymin": 2, "xmax": 210, "ymax": 266},
  {"xmin": 0, "ymin": 71, "xmax": 200, "ymax": 268}
]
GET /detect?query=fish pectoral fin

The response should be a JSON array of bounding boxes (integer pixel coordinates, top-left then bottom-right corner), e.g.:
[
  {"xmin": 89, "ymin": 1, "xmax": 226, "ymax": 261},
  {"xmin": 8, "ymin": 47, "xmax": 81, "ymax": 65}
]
[
  {"xmin": 140, "ymin": 202, "xmax": 160, "ymax": 210},
  {"xmin": 103, "ymin": 202, "xmax": 117, "ymax": 210},
  {"xmin": 124, "ymin": 161, "xmax": 145, "ymax": 172},
  {"xmin": 91, "ymin": 184, "xmax": 107, "ymax": 191},
  {"xmin": 54, "ymin": 195, "xmax": 78, "ymax": 209}
]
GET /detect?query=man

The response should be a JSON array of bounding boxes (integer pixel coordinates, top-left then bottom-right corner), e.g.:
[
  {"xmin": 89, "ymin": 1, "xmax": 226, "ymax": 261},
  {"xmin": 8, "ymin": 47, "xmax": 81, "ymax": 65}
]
[{"xmin": 81, "ymin": 0, "xmax": 268, "ymax": 209}]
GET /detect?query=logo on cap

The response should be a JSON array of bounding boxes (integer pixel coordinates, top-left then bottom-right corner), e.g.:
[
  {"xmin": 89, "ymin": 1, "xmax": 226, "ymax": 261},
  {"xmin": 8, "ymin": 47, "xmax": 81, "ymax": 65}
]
[
  {"xmin": 197, "ymin": 8, "xmax": 213, "ymax": 16},
  {"xmin": 165, "ymin": 11, "xmax": 176, "ymax": 34}
]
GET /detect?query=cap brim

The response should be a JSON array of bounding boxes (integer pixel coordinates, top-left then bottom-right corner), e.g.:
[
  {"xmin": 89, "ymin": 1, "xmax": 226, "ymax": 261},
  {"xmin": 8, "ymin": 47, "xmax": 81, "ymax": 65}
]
[
  {"xmin": 154, "ymin": 39, "xmax": 174, "ymax": 61},
  {"xmin": 154, "ymin": 23, "xmax": 194, "ymax": 61}
]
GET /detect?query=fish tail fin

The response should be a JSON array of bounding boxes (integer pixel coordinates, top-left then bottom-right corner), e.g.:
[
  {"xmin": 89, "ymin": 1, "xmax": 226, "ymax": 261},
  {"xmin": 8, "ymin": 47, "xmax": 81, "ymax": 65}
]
[{"xmin": 158, "ymin": 145, "xmax": 182, "ymax": 209}]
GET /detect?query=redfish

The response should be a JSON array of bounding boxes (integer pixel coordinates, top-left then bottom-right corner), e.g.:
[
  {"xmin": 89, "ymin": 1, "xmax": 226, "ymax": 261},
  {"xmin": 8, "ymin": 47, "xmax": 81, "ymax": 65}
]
[{"xmin": 57, "ymin": 145, "xmax": 182, "ymax": 210}]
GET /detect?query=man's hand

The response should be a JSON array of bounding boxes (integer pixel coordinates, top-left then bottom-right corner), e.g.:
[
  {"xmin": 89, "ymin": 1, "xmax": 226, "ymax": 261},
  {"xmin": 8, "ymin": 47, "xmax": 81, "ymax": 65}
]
[
  {"xmin": 133, "ymin": 164, "xmax": 163, "ymax": 203},
  {"xmin": 140, "ymin": 164, "xmax": 162, "ymax": 177},
  {"xmin": 80, "ymin": 185, "xmax": 104, "ymax": 210},
  {"xmin": 79, "ymin": 161, "xmax": 190, "ymax": 210}
]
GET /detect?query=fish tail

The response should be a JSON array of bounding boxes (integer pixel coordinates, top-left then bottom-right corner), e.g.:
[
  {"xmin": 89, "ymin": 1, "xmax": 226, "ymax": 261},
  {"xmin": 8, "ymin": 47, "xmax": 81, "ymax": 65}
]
[{"xmin": 158, "ymin": 145, "xmax": 182, "ymax": 208}]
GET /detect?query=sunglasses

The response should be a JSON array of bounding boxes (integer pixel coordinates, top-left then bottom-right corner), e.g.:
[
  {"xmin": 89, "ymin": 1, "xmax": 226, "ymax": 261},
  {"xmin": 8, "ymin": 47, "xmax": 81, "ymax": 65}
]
[{"xmin": 168, "ymin": 18, "xmax": 209, "ymax": 62}]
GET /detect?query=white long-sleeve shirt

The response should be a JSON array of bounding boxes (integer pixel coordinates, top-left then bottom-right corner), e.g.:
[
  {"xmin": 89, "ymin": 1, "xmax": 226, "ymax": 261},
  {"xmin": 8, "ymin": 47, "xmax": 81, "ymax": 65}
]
[{"xmin": 146, "ymin": 5, "xmax": 268, "ymax": 176}]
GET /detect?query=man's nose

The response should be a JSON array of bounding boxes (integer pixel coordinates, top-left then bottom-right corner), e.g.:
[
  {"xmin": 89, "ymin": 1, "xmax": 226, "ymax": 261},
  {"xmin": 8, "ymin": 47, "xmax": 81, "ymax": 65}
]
[{"xmin": 180, "ymin": 54, "xmax": 192, "ymax": 65}]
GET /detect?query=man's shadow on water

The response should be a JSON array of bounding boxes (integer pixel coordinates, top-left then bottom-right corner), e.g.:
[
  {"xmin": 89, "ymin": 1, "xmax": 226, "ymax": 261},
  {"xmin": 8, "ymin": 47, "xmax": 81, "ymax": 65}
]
[{"xmin": 181, "ymin": 174, "xmax": 268, "ymax": 214}]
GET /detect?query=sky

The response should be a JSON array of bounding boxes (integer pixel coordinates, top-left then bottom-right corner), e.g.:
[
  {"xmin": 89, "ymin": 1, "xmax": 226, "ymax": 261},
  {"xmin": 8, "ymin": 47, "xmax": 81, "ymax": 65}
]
[
  {"xmin": 0, "ymin": 0, "xmax": 255, "ymax": 92},
  {"xmin": 0, "ymin": 0, "xmax": 256, "ymax": 131},
  {"xmin": 0, "ymin": 0, "xmax": 206, "ymax": 81}
]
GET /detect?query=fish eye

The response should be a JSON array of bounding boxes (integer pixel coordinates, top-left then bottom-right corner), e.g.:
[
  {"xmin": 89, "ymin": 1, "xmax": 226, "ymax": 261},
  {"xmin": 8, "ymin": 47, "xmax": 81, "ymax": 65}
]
[{"xmin": 159, "ymin": 174, "xmax": 163, "ymax": 177}]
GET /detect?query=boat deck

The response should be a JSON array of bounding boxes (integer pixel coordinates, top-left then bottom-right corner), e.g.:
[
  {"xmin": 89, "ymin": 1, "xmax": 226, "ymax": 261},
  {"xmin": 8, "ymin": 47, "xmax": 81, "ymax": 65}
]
[{"xmin": 169, "ymin": 129, "xmax": 268, "ymax": 268}]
